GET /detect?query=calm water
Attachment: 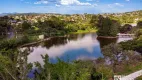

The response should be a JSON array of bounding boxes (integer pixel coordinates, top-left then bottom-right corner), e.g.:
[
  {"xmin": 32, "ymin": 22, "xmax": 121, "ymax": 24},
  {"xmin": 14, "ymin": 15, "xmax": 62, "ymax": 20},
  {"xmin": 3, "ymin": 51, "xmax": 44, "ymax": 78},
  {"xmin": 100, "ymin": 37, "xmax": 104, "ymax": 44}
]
[{"xmin": 27, "ymin": 33, "xmax": 133, "ymax": 64}]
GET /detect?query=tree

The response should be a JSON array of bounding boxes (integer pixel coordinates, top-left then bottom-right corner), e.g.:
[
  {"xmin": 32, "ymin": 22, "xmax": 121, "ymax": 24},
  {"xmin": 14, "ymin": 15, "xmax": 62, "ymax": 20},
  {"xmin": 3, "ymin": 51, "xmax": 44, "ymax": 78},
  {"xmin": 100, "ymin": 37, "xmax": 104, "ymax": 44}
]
[
  {"xmin": 137, "ymin": 21, "xmax": 142, "ymax": 28},
  {"xmin": 119, "ymin": 24, "xmax": 132, "ymax": 33},
  {"xmin": 22, "ymin": 21, "xmax": 31, "ymax": 31},
  {"xmin": 97, "ymin": 16, "xmax": 120, "ymax": 37},
  {"xmin": 0, "ymin": 54, "xmax": 17, "ymax": 80},
  {"xmin": 102, "ymin": 43, "xmax": 126, "ymax": 73},
  {"xmin": 135, "ymin": 29, "xmax": 142, "ymax": 38},
  {"xmin": 0, "ymin": 48, "xmax": 32, "ymax": 80},
  {"xmin": 0, "ymin": 16, "xmax": 9, "ymax": 36},
  {"xmin": 36, "ymin": 16, "xmax": 67, "ymax": 36},
  {"xmin": 90, "ymin": 15, "xmax": 99, "ymax": 27},
  {"xmin": 34, "ymin": 54, "xmax": 102, "ymax": 80}
]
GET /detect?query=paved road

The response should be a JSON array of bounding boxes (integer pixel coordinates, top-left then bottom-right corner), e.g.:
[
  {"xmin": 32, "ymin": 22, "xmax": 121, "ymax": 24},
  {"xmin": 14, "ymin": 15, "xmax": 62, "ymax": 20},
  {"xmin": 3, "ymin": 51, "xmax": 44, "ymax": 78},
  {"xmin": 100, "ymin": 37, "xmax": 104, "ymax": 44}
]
[{"xmin": 120, "ymin": 70, "xmax": 142, "ymax": 80}]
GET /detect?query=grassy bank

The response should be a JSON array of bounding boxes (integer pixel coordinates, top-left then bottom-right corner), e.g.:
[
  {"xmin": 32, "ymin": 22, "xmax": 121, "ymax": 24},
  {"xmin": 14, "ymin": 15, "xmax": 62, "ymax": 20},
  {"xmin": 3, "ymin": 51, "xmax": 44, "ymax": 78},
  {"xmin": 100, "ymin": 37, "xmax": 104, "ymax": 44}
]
[
  {"xmin": 69, "ymin": 29, "xmax": 97, "ymax": 34},
  {"xmin": 0, "ymin": 29, "xmax": 98, "ymax": 49},
  {"xmin": 20, "ymin": 29, "xmax": 98, "ymax": 47},
  {"xmin": 0, "ymin": 35, "xmax": 38, "ymax": 50}
]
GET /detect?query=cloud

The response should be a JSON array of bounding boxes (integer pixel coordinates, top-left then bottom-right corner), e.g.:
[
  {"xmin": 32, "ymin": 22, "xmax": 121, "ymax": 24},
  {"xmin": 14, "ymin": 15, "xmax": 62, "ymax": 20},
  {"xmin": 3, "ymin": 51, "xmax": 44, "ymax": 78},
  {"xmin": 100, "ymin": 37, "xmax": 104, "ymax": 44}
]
[
  {"xmin": 126, "ymin": 0, "xmax": 130, "ymax": 1},
  {"xmin": 60, "ymin": 0, "xmax": 91, "ymax": 6},
  {"xmin": 34, "ymin": 0, "xmax": 48, "ymax": 4},
  {"xmin": 35, "ymin": 0, "xmax": 92, "ymax": 6},
  {"xmin": 55, "ymin": 4, "xmax": 61, "ymax": 7},
  {"xmin": 108, "ymin": 3, "xmax": 124, "ymax": 8},
  {"xmin": 20, "ymin": 0, "xmax": 134, "ymax": 14},
  {"xmin": 86, "ymin": 0, "xmax": 93, "ymax": 1},
  {"xmin": 25, "ymin": 2, "xmax": 31, "ymax": 4},
  {"xmin": 114, "ymin": 3, "xmax": 124, "ymax": 7}
]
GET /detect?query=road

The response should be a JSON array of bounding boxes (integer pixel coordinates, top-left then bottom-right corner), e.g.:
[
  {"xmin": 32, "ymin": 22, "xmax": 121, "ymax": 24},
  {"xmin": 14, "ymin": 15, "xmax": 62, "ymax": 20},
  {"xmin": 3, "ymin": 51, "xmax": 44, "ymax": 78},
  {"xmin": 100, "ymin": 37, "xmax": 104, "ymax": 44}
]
[{"xmin": 120, "ymin": 70, "xmax": 142, "ymax": 80}]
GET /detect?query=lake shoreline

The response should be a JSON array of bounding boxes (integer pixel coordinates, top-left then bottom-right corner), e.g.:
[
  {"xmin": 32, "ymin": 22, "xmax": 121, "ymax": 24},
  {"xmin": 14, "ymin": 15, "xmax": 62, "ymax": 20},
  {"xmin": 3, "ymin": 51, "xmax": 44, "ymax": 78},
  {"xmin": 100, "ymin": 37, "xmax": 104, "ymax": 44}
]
[
  {"xmin": 19, "ymin": 35, "xmax": 69, "ymax": 48},
  {"xmin": 69, "ymin": 29, "xmax": 97, "ymax": 34},
  {"xmin": 19, "ymin": 30, "xmax": 97, "ymax": 48}
]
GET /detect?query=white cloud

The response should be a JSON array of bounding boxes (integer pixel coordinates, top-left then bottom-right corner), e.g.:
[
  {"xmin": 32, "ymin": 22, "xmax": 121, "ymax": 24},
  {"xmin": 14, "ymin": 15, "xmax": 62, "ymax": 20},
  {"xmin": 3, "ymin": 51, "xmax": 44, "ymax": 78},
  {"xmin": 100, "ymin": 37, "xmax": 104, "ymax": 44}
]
[
  {"xmin": 108, "ymin": 3, "xmax": 124, "ymax": 8},
  {"xmin": 114, "ymin": 3, "xmax": 124, "ymax": 7},
  {"xmin": 60, "ymin": 0, "xmax": 91, "ymax": 6},
  {"xmin": 86, "ymin": 0, "xmax": 93, "ymax": 1},
  {"xmin": 126, "ymin": 0, "xmax": 130, "ymax": 1},
  {"xmin": 33, "ymin": 0, "xmax": 96, "ymax": 6},
  {"xmin": 34, "ymin": 1, "xmax": 48, "ymax": 4},
  {"xmin": 55, "ymin": 4, "xmax": 61, "ymax": 7}
]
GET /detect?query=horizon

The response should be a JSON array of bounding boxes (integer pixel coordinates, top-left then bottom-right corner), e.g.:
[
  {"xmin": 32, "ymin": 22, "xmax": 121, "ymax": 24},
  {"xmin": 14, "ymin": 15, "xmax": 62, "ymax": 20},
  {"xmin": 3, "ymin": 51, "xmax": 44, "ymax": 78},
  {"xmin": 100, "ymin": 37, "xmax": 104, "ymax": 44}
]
[
  {"xmin": 0, "ymin": 0, "xmax": 142, "ymax": 14},
  {"xmin": 1, "ymin": 9, "xmax": 142, "ymax": 15}
]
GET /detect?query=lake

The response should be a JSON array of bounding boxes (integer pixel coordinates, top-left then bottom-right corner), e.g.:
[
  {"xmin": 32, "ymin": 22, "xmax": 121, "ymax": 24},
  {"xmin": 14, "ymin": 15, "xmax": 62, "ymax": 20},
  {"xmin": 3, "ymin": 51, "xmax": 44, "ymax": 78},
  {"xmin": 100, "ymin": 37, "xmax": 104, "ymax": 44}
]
[{"xmin": 27, "ymin": 33, "xmax": 133, "ymax": 64}]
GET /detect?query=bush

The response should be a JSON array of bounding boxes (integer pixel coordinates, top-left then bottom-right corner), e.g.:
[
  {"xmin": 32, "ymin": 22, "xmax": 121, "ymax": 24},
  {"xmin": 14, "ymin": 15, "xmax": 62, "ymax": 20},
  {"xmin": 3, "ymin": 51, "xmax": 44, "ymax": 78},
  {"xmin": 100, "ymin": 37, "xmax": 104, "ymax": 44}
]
[
  {"xmin": 119, "ymin": 24, "xmax": 132, "ymax": 33},
  {"xmin": 0, "ymin": 35, "xmax": 34, "ymax": 50},
  {"xmin": 120, "ymin": 40, "xmax": 142, "ymax": 53},
  {"xmin": 135, "ymin": 29, "xmax": 142, "ymax": 38},
  {"xmin": 137, "ymin": 21, "xmax": 142, "ymax": 28},
  {"xmin": 34, "ymin": 54, "xmax": 102, "ymax": 80}
]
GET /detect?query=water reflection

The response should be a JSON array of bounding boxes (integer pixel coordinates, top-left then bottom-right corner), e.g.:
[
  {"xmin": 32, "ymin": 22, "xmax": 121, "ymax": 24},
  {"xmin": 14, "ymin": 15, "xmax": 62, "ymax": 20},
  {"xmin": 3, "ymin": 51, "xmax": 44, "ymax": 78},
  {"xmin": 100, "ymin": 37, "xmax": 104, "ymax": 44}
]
[
  {"xmin": 28, "ymin": 33, "xmax": 103, "ymax": 64},
  {"xmin": 27, "ymin": 33, "xmax": 133, "ymax": 64},
  {"xmin": 97, "ymin": 37, "xmax": 117, "ymax": 48}
]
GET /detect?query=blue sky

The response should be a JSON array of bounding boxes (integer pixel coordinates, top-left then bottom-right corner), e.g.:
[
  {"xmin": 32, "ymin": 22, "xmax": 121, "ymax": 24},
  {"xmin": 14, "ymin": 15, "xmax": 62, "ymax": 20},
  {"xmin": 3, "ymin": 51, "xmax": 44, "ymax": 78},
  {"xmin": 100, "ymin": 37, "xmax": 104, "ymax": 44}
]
[{"xmin": 0, "ymin": 0, "xmax": 142, "ymax": 14}]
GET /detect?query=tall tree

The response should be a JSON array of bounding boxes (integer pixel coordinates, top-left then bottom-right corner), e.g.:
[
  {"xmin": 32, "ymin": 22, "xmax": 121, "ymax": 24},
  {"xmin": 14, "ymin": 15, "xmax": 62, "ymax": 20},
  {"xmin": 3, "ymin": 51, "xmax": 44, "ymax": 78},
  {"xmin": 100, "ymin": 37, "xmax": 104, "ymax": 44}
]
[
  {"xmin": 137, "ymin": 21, "xmax": 142, "ymax": 28},
  {"xmin": 22, "ymin": 21, "xmax": 31, "ymax": 31},
  {"xmin": 102, "ymin": 43, "xmax": 126, "ymax": 73},
  {"xmin": 97, "ymin": 16, "xmax": 120, "ymax": 37}
]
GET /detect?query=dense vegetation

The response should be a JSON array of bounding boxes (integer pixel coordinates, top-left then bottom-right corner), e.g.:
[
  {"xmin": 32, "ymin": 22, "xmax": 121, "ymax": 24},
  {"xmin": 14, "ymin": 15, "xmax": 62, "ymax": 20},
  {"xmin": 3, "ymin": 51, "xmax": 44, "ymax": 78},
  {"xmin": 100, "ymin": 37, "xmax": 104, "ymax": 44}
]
[
  {"xmin": 95, "ymin": 16, "xmax": 120, "ymax": 37},
  {"xmin": 9, "ymin": 14, "xmax": 96, "ymax": 37},
  {"xmin": 1, "ymin": 43, "xmax": 141, "ymax": 80},
  {"xmin": 34, "ymin": 55, "xmax": 102, "ymax": 80},
  {"xmin": 120, "ymin": 21, "xmax": 142, "ymax": 53},
  {"xmin": 1, "ymin": 10, "xmax": 142, "ymax": 38},
  {"xmin": 0, "ymin": 16, "xmax": 11, "ymax": 37},
  {"xmin": 0, "ymin": 10, "xmax": 142, "ymax": 80},
  {"xmin": 105, "ymin": 10, "xmax": 142, "ymax": 24}
]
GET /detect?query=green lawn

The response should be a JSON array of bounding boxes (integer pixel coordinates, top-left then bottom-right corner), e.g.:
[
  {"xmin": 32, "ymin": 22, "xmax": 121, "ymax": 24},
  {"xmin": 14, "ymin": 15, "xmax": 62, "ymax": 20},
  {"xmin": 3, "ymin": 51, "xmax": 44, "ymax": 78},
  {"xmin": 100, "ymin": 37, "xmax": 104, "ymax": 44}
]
[{"xmin": 69, "ymin": 29, "xmax": 98, "ymax": 34}]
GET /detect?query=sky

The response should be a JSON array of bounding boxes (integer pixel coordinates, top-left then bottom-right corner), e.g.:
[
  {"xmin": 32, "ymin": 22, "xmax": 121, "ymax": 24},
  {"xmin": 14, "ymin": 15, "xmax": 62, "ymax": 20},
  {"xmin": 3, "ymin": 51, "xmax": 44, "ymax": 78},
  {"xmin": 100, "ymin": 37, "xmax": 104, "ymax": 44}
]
[{"xmin": 0, "ymin": 0, "xmax": 142, "ymax": 14}]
